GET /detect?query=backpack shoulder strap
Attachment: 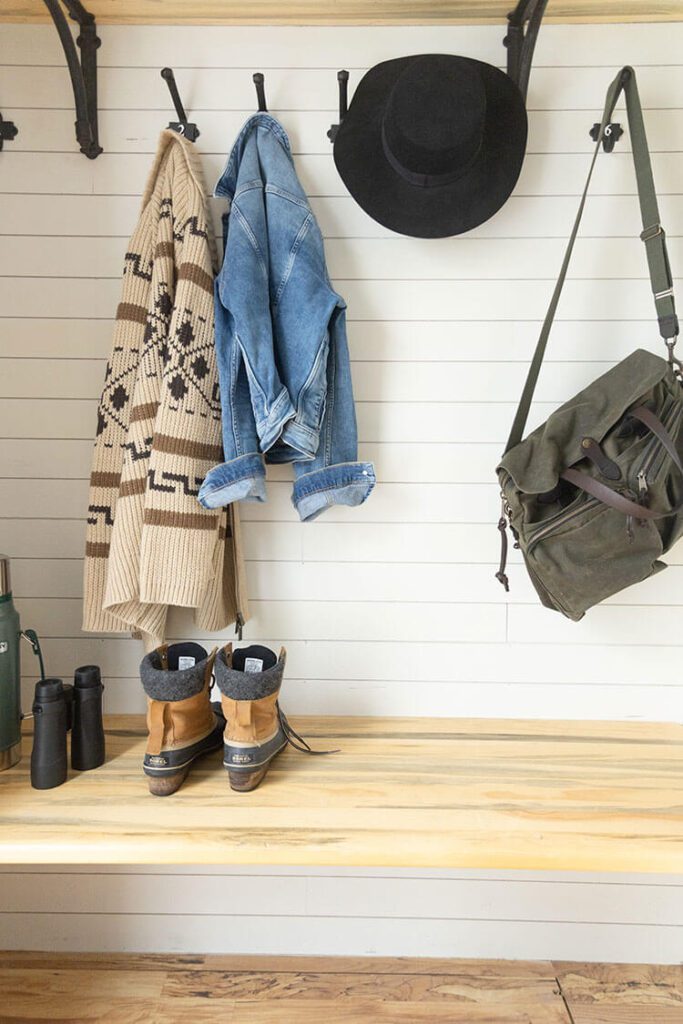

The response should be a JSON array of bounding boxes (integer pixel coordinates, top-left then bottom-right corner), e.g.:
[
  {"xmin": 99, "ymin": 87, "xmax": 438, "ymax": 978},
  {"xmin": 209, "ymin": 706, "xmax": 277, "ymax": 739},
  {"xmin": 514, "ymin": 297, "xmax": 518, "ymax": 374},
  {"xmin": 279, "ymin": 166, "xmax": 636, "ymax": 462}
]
[{"xmin": 503, "ymin": 65, "xmax": 679, "ymax": 456}]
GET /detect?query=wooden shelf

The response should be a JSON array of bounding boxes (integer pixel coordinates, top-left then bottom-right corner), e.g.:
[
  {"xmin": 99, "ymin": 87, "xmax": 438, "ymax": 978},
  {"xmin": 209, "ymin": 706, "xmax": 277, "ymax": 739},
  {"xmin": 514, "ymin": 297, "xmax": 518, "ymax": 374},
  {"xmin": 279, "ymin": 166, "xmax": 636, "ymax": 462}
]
[
  {"xmin": 1, "ymin": 715, "xmax": 681, "ymax": 870},
  {"xmin": 2, "ymin": 1, "xmax": 682, "ymax": 24}
]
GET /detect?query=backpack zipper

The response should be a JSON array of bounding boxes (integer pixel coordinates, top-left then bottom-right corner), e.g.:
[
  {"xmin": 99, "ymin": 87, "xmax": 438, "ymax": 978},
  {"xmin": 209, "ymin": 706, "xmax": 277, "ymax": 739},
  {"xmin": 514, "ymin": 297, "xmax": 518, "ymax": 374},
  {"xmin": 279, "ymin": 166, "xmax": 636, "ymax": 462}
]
[
  {"xmin": 526, "ymin": 495, "xmax": 600, "ymax": 556},
  {"xmin": 528, "ymin": 404, "xmax": 680, "ymax": 553},
  {"xmin": 632, "ymin": 402, "xmax": 682, "ymax": 499}
]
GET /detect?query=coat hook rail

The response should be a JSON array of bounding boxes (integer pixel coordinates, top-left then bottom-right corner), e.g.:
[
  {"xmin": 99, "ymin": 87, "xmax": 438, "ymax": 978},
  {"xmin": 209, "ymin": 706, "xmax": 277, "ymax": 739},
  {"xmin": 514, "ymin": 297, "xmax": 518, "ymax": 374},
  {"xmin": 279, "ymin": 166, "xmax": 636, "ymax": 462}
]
[
  {"xmin": 161, "ymin": 67, "xmax": 200, "ymax": 142},
  {"xmin": 43, "ymin": 0, "xmax": 102, "ymax": 158}
]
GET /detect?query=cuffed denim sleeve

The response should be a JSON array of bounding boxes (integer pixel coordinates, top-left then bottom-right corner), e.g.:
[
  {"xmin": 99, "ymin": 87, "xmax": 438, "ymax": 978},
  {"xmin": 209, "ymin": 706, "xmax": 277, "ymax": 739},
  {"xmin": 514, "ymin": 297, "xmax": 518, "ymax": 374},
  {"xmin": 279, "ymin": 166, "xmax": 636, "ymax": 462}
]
[
  {"xmin": 293, "ymin": 461, "xmax": 376, "ymax": 522},
  {"xmin": 199, "ymin": 452, "xmax": 266, "ymax": 508}
]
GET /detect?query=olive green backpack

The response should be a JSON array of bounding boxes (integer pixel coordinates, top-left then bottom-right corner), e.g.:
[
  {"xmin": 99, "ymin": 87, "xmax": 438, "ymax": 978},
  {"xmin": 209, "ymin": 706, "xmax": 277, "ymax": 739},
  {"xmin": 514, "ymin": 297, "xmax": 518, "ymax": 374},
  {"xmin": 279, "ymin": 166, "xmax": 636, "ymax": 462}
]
[{"xmin": 497, "ymin": 66, "xmax": 682, "ymax": 620}]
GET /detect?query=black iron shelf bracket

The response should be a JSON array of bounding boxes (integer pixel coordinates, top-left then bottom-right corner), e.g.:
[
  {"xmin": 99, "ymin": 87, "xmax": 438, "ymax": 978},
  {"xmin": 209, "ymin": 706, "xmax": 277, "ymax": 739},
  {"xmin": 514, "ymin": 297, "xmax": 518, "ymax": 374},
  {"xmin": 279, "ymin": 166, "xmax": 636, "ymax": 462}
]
[
  {"xmin": 43, "ymin": 0, "xmax": 102, "ymax": 159},
  {"xmin": 504, "ymin": 0, "xmax": 549, "ymax": 101}
]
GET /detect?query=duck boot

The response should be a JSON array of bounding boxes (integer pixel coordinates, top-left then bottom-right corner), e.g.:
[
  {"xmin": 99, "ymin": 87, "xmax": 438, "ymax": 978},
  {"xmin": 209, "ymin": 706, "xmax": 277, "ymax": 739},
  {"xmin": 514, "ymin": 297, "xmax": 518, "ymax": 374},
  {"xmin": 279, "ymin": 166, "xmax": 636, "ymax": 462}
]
[
  {"xmin": 140, "ymin": 642, "xmax": 224, "ymax": 796},
  {"xmin": 214, "ymin": 643, "xmax": 291, "ymax": 792}
]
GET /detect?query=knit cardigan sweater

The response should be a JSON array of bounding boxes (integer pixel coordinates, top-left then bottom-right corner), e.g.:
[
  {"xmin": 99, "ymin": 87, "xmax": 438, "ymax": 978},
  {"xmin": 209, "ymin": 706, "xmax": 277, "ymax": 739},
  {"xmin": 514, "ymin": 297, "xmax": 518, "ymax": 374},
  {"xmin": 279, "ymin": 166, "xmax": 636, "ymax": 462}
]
[{"xmin": 83, "ymin": 130, "xmax": 248, "ymax": 648}]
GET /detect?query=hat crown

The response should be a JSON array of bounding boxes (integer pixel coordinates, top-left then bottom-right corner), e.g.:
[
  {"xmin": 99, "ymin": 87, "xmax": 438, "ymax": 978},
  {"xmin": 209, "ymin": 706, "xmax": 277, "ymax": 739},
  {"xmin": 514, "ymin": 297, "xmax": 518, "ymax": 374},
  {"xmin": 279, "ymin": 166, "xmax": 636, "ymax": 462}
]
[{"xmin": 382, "ymin": 55, "xmax": 486, "ymax": 181}]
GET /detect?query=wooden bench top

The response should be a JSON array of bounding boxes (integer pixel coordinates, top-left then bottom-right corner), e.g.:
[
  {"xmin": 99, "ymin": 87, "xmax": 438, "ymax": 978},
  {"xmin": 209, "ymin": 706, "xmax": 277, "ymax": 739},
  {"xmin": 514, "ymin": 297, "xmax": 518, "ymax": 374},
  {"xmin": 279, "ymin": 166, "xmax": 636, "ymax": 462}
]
[{"xmin": 1, "ymin": 715, "xmax": 682, "ymax": 871}]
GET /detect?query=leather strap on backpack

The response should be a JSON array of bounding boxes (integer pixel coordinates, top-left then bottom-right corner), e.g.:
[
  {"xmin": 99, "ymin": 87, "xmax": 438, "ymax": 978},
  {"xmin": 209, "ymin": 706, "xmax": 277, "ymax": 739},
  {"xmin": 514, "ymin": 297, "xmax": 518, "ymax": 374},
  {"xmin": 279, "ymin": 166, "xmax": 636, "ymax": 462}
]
[
  {"xmin": 561, "ymin": 405, "xmax": 683, "ymax": 521},
  {"xmin": 504, "ymin": 66, "xmax": 680, "ymax": 457}
]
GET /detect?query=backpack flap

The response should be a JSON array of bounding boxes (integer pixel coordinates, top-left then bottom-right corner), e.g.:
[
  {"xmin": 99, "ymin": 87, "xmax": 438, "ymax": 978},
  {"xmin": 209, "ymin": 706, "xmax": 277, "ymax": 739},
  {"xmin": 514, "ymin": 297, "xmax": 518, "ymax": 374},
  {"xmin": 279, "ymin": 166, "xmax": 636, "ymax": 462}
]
[{"xmin": 498, "ymin": 349, "xmax": 670, "ymax": 496}]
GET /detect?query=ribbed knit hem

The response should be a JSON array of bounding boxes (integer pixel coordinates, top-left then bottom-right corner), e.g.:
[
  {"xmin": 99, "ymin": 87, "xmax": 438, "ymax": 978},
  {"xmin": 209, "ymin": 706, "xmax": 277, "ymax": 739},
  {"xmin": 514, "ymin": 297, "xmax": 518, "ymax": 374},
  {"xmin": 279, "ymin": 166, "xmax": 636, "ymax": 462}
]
[
  {"xmin": 194, "ymin": 511, "xmax": 241, "ymax": 633},
  {"xmin": 138, "ymin": 523, "xmax": 218, "ymax": 608},
  {"xmin": 82, "ymin": 558, "xmax": 132, "ymax": 634},
  {"xmin": 82, "ymin": 605, "xmax": 130, "ymax": 634},
  {"xmin": 104, "ymin": 597, "xmax": 168, "ymax": 646}
]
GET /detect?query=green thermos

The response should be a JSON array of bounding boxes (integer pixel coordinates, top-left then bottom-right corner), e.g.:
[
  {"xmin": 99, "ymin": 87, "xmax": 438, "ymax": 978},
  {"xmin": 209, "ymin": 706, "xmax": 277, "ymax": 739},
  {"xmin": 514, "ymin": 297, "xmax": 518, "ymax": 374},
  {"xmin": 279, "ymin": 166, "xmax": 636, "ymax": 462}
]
[{"xmin": 0, "ymin": 554, "xmax": 44, "ymax": 771}]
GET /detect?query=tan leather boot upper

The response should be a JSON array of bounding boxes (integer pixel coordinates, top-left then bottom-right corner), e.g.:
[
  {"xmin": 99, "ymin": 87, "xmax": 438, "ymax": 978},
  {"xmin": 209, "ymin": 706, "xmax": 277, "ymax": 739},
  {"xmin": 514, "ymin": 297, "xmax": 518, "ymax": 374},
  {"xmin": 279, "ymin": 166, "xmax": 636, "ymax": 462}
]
[
  {"xmin": 220, "ymin": 690, "xmax": 280, "ymax": 746},
  {"xmin": 145, "ymin": 646, "xmax": 217, "ymax": 756}
]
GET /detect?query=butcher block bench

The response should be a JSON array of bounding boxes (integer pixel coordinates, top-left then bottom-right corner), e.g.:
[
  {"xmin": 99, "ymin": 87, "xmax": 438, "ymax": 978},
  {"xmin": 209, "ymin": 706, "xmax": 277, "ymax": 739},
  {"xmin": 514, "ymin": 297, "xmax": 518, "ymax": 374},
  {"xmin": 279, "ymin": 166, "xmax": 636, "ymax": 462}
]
[{"xmin": 0, "ymin": 716, "xmax": 681, "ymax": 872}]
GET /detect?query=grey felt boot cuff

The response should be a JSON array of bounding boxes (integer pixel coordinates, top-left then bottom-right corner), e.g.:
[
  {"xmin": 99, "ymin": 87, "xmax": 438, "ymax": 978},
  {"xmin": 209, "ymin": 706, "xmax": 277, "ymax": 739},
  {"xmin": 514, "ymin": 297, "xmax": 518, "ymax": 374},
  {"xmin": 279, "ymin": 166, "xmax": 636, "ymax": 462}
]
[
  {"xmin": 140, "ymin": 650, "xmax": 209, "ymax": 702},
  {"xmin": 215, "ymin": 647, "xmax": 284, "ymax": 700}
]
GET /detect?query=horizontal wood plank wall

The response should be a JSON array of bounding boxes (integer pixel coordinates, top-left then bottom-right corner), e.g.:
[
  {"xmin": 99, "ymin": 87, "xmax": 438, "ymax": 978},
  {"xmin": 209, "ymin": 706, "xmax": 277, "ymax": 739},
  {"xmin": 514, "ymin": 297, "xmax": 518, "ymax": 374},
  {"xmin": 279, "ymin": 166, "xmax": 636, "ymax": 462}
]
[
  {"xmin": 1, "ymin": 866, "xmax": 682, "ymax": 963},
  {"xmin": 1, "ymin": 22, "xmax": 683, "ymax": 722},
  {"xmin": 0, "ymin": 22, "xmax": 682, "ymax": 962}
]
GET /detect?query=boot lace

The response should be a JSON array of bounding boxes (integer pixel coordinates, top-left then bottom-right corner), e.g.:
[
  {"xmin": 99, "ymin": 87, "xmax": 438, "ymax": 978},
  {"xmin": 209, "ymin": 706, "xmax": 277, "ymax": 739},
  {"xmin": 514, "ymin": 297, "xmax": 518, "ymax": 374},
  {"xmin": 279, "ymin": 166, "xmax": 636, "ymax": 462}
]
[{"xmin": 276, "ymin": 703, "xmax": 340, "ymax": 755}]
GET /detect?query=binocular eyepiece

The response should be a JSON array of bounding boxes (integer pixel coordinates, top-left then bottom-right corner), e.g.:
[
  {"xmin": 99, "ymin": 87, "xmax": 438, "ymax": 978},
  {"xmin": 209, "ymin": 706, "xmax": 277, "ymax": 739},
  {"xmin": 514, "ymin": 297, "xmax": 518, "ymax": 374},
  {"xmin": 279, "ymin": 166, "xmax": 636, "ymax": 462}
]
[{"xmin": 31, "ymin": 665, "xmax": 105, "ymax": 790}]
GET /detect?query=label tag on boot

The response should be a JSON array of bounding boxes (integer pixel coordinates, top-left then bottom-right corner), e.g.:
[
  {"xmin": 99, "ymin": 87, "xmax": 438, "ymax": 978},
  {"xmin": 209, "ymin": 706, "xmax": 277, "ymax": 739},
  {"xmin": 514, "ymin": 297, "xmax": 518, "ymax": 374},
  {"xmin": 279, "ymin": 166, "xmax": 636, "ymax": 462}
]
[
  {"xmin": 178, "ymin": 656, "xmax": 196, "ymax": 670},
  {"xmin": 244, "ymin": 658, "xmax": 264, "ymax": 673}
]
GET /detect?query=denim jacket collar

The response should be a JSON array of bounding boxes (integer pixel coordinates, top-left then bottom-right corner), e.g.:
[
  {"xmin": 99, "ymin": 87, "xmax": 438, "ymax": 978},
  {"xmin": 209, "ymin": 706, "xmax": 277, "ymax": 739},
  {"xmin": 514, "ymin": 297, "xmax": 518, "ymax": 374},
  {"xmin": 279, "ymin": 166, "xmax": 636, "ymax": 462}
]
[{"xmin": 215, "ymin": 113, "xmax": 294, "ymax": 199}]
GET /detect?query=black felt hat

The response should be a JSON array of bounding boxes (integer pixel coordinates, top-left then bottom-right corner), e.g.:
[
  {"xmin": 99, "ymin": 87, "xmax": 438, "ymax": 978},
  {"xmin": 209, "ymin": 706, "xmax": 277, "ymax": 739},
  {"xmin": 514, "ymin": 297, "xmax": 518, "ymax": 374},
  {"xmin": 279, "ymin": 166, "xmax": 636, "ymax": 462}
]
[{"xmin": 333, "ymin": 54, "xmax": 528, "ymax": 238}]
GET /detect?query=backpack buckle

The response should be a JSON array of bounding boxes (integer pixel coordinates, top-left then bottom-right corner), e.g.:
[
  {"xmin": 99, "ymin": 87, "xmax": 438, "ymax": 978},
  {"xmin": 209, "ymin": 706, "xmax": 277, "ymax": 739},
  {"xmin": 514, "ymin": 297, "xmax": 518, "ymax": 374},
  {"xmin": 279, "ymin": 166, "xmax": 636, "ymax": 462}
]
[{"xmin": 640, "ymin": 223, "xmax": 664, "ymax": 242}]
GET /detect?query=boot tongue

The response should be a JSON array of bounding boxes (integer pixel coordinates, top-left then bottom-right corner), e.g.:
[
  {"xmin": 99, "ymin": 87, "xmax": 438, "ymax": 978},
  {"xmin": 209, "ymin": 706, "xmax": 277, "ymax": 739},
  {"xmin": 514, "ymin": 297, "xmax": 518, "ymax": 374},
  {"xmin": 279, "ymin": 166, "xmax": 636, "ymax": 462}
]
[
  {"xmin": 232, "ymin": 644, "xmax": 277, "ymax": 673},
  {"xmin": 166, "ymin": 642, "xmax": 207, "ymax": 671}
]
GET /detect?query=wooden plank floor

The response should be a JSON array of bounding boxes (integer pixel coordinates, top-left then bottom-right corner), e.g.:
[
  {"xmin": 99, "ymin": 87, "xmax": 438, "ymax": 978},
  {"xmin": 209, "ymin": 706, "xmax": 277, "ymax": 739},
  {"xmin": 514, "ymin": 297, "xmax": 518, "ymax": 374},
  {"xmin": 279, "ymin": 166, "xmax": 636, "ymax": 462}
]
[
  {"xmin": 0, "ymin": 953, "xmax": 680, "ymax": 1023},
  {"xmin": 1, "ymin": 716, "xmax": 682, "ymax": 871}
]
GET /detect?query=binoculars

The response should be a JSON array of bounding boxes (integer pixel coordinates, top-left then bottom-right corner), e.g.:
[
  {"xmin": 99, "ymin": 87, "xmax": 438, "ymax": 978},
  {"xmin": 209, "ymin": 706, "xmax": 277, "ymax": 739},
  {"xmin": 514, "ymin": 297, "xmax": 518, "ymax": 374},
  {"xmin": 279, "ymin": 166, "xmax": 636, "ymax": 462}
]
[{"xmin": 31, "ymin": 665, "xmax": 105, "ymax": 790}]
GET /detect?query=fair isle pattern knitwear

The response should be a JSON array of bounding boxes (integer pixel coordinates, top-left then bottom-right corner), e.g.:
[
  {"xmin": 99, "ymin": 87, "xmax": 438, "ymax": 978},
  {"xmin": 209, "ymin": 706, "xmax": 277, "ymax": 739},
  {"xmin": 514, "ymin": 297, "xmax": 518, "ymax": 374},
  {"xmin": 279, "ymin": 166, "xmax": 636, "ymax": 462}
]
[{"xmin": 83, "ymin": 130, "xmax": 248, "ymax": 649}]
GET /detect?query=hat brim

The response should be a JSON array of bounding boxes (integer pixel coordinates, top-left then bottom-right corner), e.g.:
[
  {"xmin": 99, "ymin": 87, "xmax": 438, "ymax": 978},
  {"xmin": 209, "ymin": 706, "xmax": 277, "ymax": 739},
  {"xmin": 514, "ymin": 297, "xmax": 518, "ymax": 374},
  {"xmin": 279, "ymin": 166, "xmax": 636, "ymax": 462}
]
[{"xmin": 333, "ymin": 55, "xmax": 528, "ymax": 238}]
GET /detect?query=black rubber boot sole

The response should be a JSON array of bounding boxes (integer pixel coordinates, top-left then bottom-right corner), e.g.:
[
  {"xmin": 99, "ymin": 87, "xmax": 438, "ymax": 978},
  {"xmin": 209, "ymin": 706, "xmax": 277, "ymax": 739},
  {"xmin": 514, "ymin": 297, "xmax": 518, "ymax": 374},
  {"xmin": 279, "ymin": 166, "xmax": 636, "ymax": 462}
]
[
  {"xmin": 144, "ymin": 716, "xmax": 224, "ymax": 796},
  {"xmin": 147, "ymin": 765, "xmax": 191, "ymax": 797},
  {"xmin": 228, "ymin": 764, "xmax": 271, "ymax": 792},
  {"xmin": 224, "ymin": 732, "xmax": 287, "ymax": 793}
]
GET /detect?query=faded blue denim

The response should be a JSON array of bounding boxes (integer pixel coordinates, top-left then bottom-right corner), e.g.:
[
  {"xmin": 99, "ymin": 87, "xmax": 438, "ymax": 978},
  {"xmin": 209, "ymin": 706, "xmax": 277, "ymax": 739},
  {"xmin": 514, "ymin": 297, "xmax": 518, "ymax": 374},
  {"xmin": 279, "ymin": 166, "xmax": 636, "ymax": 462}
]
[{"xmin": 198, "ymin": 114, "xmax": 375, "ymax": 522}]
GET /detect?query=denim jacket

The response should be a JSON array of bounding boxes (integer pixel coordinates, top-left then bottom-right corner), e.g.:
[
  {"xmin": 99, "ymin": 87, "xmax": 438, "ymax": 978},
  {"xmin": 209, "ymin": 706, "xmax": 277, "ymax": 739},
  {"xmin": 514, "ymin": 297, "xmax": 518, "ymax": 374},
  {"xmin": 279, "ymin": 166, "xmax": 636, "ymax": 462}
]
[{"xmin": 198, "ymin": 114, "xmax": 375, "ymax": 522}]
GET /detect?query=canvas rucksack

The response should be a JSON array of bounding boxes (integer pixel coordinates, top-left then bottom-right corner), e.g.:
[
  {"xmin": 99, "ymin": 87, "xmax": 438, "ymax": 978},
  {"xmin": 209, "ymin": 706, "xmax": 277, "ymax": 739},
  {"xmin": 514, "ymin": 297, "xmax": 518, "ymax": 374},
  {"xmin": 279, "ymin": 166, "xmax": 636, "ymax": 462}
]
[{"xmin": 497, "ymin": 66, "xmax": 682, "ymax": 620}]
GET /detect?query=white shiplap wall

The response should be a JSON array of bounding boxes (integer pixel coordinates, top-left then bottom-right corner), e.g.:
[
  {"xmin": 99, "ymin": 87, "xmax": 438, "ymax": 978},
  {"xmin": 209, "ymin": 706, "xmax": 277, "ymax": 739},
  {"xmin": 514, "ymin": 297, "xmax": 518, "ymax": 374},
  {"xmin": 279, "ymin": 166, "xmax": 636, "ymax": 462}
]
[{"xmin": 0, "ymin": 21, "xmax": 682, "ymax": 962}]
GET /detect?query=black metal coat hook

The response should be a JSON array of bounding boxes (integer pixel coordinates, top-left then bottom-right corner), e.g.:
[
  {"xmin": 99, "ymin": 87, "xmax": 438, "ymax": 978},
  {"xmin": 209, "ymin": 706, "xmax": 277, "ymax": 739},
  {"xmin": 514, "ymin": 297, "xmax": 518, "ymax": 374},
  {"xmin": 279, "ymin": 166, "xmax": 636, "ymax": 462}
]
[
  {"xmin": 589, "ymin": 67, "xmax": 630, "ymax": 152},
  {"xmin": 589, "ymin": 121, "xmax": 624, "ymax": 153},
  {"xmin": 253, "ymin": 73, "xmax": 268, "ymax": 112},
  {"xmin": 43, "ymin": 0, "xmax": 102, "ymax": 158},
  {"xmin": 161, "ymin": 68, "xmax": 200, "ymax": 142},
  {"xmin": 0, "ymin": 111, "xmax": 18, "ymax": 152},
  {"xmin": 327, "ymin": 70, "xmax": 349, "ymax": 142}
]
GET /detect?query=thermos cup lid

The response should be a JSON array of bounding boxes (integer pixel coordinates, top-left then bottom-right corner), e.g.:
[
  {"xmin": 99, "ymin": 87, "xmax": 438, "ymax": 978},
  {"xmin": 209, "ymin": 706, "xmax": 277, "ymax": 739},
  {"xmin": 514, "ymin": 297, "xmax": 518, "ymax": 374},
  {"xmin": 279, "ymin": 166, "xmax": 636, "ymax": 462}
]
[
  {"xmin": 0, "ymin": 554, "xmax": 10, "ymax": 599},
  {"xmin": 74, "ymin": 665, "xmax": 102, "ymax": 689}
]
